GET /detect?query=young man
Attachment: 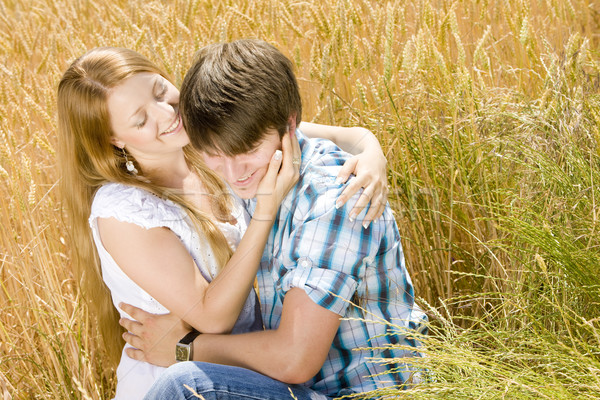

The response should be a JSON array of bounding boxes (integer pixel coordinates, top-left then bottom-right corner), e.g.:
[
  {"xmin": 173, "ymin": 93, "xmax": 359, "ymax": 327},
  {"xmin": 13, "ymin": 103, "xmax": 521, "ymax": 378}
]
[{"xmin": 127, "ymin": 39, "xmax": 427, "ymax": 399}]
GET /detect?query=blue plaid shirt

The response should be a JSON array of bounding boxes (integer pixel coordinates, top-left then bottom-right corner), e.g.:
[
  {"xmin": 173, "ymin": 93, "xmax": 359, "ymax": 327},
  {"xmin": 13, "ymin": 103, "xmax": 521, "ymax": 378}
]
[{"xmin": 245, "ymin": 130, "xmax": 427, "ymax": 397}]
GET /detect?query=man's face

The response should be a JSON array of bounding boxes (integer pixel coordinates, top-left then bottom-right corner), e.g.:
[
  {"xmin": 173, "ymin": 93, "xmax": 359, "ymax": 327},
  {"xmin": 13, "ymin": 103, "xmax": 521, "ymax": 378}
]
[{"xmin": 203, "ymin": 129, "xmax": 282, "ymax": 199}]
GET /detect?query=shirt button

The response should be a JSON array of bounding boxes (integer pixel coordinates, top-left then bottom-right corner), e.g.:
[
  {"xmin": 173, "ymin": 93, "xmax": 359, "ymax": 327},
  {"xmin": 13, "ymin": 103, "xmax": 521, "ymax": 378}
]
[{"xmin": 298, "ymin": 257, "xmax": 312, "ymax": 268}]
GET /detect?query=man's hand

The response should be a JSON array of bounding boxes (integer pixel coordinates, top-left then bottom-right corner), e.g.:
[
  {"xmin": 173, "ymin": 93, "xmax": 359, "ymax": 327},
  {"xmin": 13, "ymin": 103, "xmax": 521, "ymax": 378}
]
[{"xmin": 118, "ymin": 303, "xmax": 190, "ymax": 367}]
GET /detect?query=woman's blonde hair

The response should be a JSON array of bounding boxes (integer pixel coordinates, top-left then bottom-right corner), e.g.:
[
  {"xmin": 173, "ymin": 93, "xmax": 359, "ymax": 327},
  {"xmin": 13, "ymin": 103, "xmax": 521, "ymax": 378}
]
[{"xmin": 57, "ymin": 47, "xmax": 234, "ymax": 367}]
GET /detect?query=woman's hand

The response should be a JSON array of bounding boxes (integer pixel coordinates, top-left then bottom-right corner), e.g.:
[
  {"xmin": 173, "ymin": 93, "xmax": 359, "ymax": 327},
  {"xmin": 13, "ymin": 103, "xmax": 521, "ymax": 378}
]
[
  {"xmin": 118, "ymin": 303, "xmax": 189, "ymax": 367},
  {"xmin": 336, "ymin": 146, "xmax": 388, "ymax": 229},
  {"xmin": 253, "ymin": 131, "xmax": 301, "ymax": 221},
  {"xmin": 298, "ymin": 122, "xmax": 388, "ymax": 228}
]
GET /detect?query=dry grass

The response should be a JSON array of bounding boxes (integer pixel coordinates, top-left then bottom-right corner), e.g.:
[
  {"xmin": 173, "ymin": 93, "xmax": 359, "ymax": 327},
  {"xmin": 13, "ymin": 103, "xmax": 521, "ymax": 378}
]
[{"xmin": 1, "ymin": 0, "xmax": 599, "ymax": 398}]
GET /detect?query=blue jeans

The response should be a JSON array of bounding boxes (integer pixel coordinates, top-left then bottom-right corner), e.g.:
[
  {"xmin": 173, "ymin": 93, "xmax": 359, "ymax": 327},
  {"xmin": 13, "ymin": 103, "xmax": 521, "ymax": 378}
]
[{"xmin": 143, "ymin": 362, "xmax": 330, "ymax": 400}]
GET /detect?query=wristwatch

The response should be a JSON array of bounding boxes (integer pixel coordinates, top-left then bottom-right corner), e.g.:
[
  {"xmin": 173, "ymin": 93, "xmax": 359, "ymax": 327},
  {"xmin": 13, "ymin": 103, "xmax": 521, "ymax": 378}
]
[{"xmin": 175, "ymin": 329, "xmax": 201, "ymax": 362}]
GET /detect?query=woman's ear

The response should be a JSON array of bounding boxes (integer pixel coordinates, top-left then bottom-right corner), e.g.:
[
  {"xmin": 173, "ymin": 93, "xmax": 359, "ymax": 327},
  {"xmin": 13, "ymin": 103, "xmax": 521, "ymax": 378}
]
[{"xmin": 110, "ymin": 137, "xmax": 125, "ymax": 149}]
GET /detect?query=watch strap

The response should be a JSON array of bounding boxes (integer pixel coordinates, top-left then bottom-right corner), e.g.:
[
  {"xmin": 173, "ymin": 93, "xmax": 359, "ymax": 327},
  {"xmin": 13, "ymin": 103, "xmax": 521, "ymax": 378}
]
[{"xmin": 179, "ymin": 328, "xmax": 201, "ymax": 345}]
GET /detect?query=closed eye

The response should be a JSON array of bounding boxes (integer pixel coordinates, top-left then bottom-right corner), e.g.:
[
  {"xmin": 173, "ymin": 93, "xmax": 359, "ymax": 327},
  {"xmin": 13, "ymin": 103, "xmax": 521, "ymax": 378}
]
[
  {"xmin": 136, "ymin": 113, "xmax": 147, "ymax": 129},
  {"xmin": 155, "ymin": 79, "xmax": 168, "ymax": 100}
]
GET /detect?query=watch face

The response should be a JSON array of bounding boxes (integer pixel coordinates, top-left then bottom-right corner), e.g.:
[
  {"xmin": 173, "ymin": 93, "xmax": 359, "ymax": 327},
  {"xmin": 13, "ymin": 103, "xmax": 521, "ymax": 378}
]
[{"xmin": 176, "ymin": 343, "xmax": 190, "ymax": 362}]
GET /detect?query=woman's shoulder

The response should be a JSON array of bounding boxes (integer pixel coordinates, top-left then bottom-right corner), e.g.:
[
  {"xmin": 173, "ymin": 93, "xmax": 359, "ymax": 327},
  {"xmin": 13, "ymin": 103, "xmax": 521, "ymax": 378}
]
[
  {"xmin": 93, "ymin": 182, "xmax": 161, "ymax": 206},
  {"xmin": 93, "ymin": 181, "xmax": 143, "ymax": 199},
  {"xmin": 90, "ymin": 182, "xmax": 185, "ymax": 227}
]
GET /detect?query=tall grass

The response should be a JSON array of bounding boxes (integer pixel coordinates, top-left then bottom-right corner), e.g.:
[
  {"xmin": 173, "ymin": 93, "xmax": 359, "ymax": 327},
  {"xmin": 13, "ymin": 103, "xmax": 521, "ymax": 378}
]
[{"xmin": 0, "ymin": 0, "xmax": 598, "ymax": 398}]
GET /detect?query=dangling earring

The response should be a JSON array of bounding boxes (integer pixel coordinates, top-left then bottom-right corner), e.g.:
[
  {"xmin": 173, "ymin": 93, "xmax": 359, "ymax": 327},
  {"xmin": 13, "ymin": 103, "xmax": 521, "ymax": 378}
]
[{"xmin": 122, "ymin": 148, "xmax": 138, "ymax": 175}]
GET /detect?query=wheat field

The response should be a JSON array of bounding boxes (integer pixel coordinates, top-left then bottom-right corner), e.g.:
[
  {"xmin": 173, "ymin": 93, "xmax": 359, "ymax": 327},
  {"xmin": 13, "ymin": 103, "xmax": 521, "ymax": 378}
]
[{"xmin": 1, "ymin": 0, "xmax": 599, "ymax": 398}]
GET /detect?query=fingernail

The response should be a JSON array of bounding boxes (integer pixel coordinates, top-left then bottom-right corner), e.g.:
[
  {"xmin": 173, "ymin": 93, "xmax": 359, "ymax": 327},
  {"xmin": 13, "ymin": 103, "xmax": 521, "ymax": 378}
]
[
  {"xmin": 349, "ymin": 214, "xmax": 355, "ymax": 222},
  {"xmin": 363, "ymin": 221, "xmax": 371, "ymax": 229},
  {"xmin": 274, "ymin": 150, "xmax": 282, "ymax": 160},
  {"xmin": 335, "ymin": 177, "xmax": 343, "ymax": 185},
  {"xmin": 335, "ymin": 200, "xmax": 341, "ymax": 209}
]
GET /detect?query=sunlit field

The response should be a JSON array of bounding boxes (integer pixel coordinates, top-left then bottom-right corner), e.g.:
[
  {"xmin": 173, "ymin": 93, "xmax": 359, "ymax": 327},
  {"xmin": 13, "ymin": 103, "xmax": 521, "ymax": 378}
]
[{"xmin": 1, "ymin": 0, "xmax": 599, "ymax": 398}]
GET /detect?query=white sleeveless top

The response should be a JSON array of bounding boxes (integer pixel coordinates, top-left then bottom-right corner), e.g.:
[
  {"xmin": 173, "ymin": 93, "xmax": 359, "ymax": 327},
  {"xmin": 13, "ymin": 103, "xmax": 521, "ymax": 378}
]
[{"xmin": 89, "ymin": 183, "xmax": 261, "ymax": 400}]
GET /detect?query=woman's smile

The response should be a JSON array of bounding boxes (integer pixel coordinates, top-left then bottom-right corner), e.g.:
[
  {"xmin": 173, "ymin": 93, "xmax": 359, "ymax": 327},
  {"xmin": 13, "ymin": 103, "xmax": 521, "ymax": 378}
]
[{"xmin": 161, "ymin": 114, "xmax": 182, "ymax": 137}]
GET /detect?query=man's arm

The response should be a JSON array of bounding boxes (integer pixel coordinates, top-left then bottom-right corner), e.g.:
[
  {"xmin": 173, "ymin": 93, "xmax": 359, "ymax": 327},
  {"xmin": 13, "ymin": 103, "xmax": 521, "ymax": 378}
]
[
  {"xmin": 193, "ymin": 288, "xmax": 341, "ymax": 383},
  {"xmin": 121, "ymin": 287, "xmax": 341, "ymax": 384}
]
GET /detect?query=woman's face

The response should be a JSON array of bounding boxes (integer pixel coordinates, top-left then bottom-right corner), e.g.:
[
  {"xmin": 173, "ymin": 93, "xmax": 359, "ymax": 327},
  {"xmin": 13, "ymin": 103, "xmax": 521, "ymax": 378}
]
[{"xmin": 107, "ymin": 72, "xmax": 189, "ymax": 160}]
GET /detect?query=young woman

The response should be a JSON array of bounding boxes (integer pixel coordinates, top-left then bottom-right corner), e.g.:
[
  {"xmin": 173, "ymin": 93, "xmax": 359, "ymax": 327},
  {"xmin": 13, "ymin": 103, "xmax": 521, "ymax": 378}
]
[{"xmin": 57, "ymin": 47, "xmax": 388, "ymax": 400}]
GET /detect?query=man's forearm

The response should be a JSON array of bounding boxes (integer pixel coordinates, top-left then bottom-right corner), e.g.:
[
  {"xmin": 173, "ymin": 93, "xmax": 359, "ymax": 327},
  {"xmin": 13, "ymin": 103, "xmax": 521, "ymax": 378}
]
[
  {"xmin": 190, "ymin": 288, "xmax": 341, "ymax": 385},
  {"xmin": 191, "ymin": 327, "xmax": 307, "ymax": 384},
  {"xmin": 120, "ymin": 288, "xmax": 341, "ymax": 381}
]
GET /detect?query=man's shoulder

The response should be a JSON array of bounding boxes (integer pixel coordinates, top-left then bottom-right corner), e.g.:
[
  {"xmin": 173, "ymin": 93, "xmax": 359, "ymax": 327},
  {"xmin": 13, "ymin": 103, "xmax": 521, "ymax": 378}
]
[
  {"xmin": 288, "ymin": 163, "xmax": 352, "ymax": 229},
  {"xmin": 297, "ymin": 134, "xmax": 350, "ymax": 189},
  {"xmin": 296, "ymin": 151, "xmax": 345, "ymax": 206},
  {"xmin": 299, "ymin": 133, "xmax": 350, "ymax": 168},
  {"xmin": 289, "ymin": 133, "xmax": 352, "ymax": 217}
]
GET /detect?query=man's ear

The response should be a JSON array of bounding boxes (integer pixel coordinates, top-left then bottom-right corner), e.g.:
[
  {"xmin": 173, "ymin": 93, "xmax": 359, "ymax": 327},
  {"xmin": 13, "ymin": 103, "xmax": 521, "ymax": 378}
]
[{"xmin": 287, "ymin": 113, "xmax": 297, "ymax": 134}]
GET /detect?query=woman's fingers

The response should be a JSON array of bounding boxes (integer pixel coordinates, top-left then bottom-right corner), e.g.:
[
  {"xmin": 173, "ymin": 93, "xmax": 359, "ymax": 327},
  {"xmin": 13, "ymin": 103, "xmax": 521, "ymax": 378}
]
[
  {"xmin": 253, "ymin": 130, "xmax": 301, "ymax": 221},
  {"xmin": 289, "ymin": 129, "xmax": 302, "ymax": 168},
  {"xmin": 261, "ymin": 149, "xmax": 283, "ymax": 188},
  {"xmin": 335, "ymin": 158, "xmax": 359, "ymax": 208},
  {"xmin": 335, "ymin": 157, "xmax": 357, "ymax": 188},
  {"xmin": 336, "ymin": 174, "xmax": 366, "ymax": 209},
  {"xmin": 256, "ymin": 132, "xmax": 299, "ymax": 199},
  {"xmin": 335, "ymin": 140, "xmax": 389, "ymax": 224},
  {"xmin": 335, "ymin": 177, "xmax": 388, "ymax": 228},
  {"xmin": 254, "ymin": 132, "xmax": 294, "ymax": 220},
  {"xmin": 348, "ymin": 187, "xmax": 373, "ymax": 221},
  {"xmin": 362, "ymin": 186, "xmax": 388, "ymax": 228},
  {"xmin": 280, "ymin": 130, "xmax": 300, "ymax": 187}
]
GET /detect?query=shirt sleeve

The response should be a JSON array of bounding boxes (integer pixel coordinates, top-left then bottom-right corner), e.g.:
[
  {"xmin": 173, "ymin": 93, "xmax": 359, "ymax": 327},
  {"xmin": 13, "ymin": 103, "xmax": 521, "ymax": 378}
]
[{"xmin": 89, "ymin": 183, "xmax": 188, "ymax": 233}]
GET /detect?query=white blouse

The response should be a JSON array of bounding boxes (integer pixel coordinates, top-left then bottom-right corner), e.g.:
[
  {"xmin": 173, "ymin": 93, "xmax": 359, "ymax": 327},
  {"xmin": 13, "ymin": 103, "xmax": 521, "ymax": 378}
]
[{"xmin": 89, "ymin": 182, "xmax": 261, "ymax": 400}]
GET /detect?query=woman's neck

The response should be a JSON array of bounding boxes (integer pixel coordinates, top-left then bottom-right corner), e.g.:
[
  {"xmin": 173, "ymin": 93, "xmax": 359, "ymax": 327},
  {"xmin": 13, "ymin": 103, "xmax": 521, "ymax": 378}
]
[
  {"xmin": 131, "ymin": 149, "xmax": 214, "ymax": 216},
  {"xmin": 138, "ymin": 151, "xmax": 212, "ymax": 214},
  {"xmin": 136, "ymin": 151, "xmax": 192, "ymax": 189}
]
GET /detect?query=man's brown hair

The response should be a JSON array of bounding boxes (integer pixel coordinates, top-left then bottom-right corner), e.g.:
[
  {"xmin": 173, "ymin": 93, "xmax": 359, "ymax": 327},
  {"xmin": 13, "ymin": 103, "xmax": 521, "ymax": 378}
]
[{"xmin": 180, "ymin": 39, "xmax": 302, "ymax": 155}]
